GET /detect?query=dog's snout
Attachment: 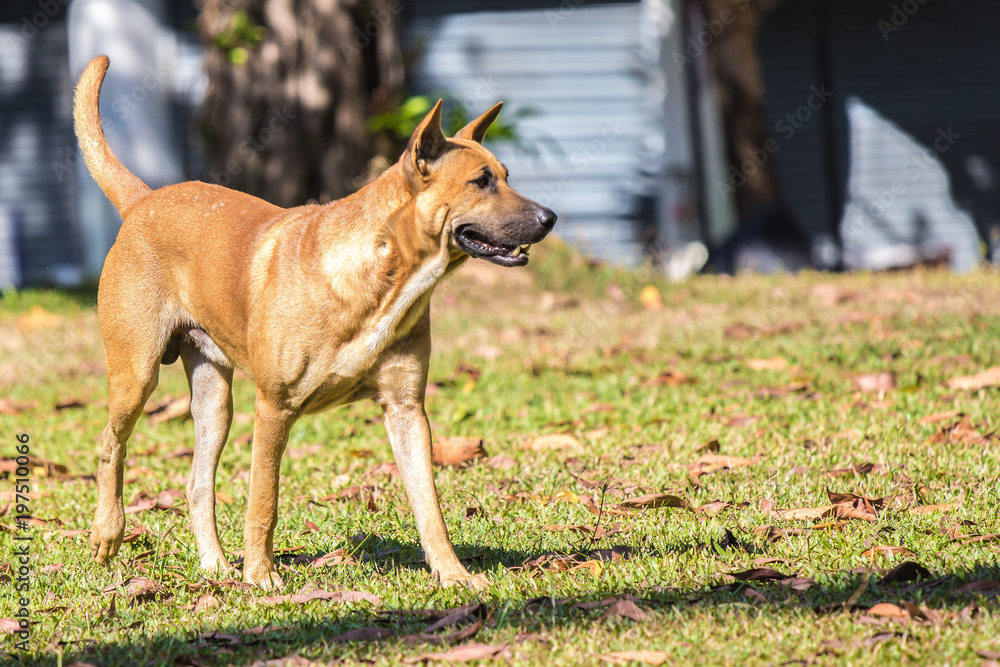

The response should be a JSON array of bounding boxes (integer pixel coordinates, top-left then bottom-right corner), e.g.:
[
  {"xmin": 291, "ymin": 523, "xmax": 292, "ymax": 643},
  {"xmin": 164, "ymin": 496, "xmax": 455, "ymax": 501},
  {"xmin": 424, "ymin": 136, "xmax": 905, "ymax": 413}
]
[{"xmin": 537, "ymin": 207, "xmax": 557, "ymax": 232}]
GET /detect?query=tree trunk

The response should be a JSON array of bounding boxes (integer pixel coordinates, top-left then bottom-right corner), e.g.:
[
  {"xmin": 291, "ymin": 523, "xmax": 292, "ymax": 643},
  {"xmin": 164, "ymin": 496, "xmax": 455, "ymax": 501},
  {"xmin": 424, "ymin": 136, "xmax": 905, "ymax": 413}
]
[
  {"xmin": 701, "ymin": 0, "xmax": 783, "ymax": 218},
  {"xmin": 197, "ymin": 0, "xmax": 404, "ymax": 207}
]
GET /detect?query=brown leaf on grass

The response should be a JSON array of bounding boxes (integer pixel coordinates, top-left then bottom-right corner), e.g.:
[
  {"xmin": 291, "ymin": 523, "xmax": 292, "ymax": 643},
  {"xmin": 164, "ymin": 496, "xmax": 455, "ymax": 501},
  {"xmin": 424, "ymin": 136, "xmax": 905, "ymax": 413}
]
[
  {"xmin": 908, "ymin": 502, "xmax": 959, "ymax": 515},
  {"xmin": 753, "ymin": 525, "xmax": 803, "ymax": 542},
  {"xmin": 695, "ymin": 438, "xmax": 720, "ymax": 453},
  {"xmin": 0, "ymin": 618, "xmax": 23, "ymax": 633},
  {"xmin": 951, "ymin": 580, "xmax": 1000, "ymax": 595},
  {"xmin": 952, "ymin": 533, "xmax": 1000, "ymax": 545},
  {"xmin": 192, "ymin": 592, "xmax": 221, "ymax": 613},
  {"xmin": 40, "ymin": 563, "xmax": 65, "ymax": 574},
  {"xmin": 880, "ymin": 561, "xmax": 931, "ymax": 585},
  {"xmin": 927, "ymin": 416, "xmax": 992, "ymax": 445},
  {"xmin": 405, "ymin": 643, "xmax": 510, "ymax": 663},
  {"xmin": 919, "ymin": 410, "xmax": 962, "ymax": 424},
  {"xmin": 331, "ymin": 626, "xmax": 394, "ymax": 642},
  {"xmin": 433, "ymin": 437, "xmax": 487, "ymax": 467},
  {"xmin": 55, "ymin": 396, "xmax": 88, "ymax": 410},
  {"xmin": 853, "ymin": 372, "xmax": 896, "ymax": 393},
  {"xmin": 121, "ymin": 525, "xmax": 152, "ymax": 543},
  {"xmin": 0, "ymin": 398, "xmax": 37, "ymax": 416},
  {"xmin": 729, "ymin": 567, "xmax": 791, "ymax": 582},
  {"xmin": 694, "ymin": 501, "xmax": 732, "ymax": 515},
  {"xmin": 724, "ymin": 415, "xmax": 761, "ymax": 427},
  {"xmin": 617, "ymin": 493, "xmax": 688, "ymax": 511},
  {"xmin": 862, "ymin": 545, "xmax": 916, "ymax": 558},
  {"xmin": 689, "ymin": 453, "xmax": 759, "ymax": 475},
  {"xmin": 597, "ymin": 650, "xmax": 669, "ymax": 665},
  {"xmin": 945, "ymin": 366, "xmax": 1000, "ymax": 390},
  {"xmin": 0, "ymin": 456, "xmax": 67, "ymax": 476},
  {"xmin": 144, "ymin": 395, "xmax": 191, "ymax": 424},
  {"xmin": 484, "ymin": 455, "xmax": 516, "ymax": 470},
  {"xmin": 743, "ymin": 586, "xmax": 768, "ymax": 605},
  {"xmin": 641, "ymin": 370, "xmax": 691, "ymax": 387},
  {"xmin": 825, "ymin": 462, "xmax": 887, "ymax": 477},
  {"xmin": 867, "ymin": 602, "xmax": 909, "ymax": 619},
  {"xmin": 773, "ymin": 506, "xmax": 836, "ymax": 521},
  {"xmin": 602, "ymin": 598, "xmax": 648, "ymax": 622},
  {"xmin": 747, "ymin": 357, "xmax": 788, "ymax": 371},
  {"xmin": 261, "ymin": 589, "xmax": 380, "ymax": 606},
  {"xmin": 103, "ymin": 576, "xmax": 165, "ymax": 604},
  {"xmin": 523, "ymin": 434, "xmax": 581, "ymax": 451}
]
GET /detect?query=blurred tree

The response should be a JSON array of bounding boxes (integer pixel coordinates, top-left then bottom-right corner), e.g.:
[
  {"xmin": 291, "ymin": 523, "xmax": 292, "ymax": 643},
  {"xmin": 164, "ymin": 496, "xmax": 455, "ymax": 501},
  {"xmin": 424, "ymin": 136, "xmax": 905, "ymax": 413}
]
[
  {"xmin": 698, "ymin": 0, "xmax": 810, "ymax": 270},
  {"xmin": 197, "ymin": 0, "xmax": 404, "ymax": 206}
]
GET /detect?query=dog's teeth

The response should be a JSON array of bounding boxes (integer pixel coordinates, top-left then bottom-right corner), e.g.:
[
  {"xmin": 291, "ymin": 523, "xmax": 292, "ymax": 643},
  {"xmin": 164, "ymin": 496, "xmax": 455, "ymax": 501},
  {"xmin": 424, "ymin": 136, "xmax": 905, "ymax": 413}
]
[
  {"xmin": 520, "ymin": 244, "xmax": 530, "ymax": 251},
  {"xmin": 511, "ymin": 246, "xmax": 522, "ymax": 257}
]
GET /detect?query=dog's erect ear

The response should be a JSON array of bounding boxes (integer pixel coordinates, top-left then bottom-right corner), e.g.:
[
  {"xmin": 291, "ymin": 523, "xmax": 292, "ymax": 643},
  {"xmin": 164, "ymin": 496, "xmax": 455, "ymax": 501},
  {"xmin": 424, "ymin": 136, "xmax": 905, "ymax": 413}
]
[
  {"xmin": 407, "ymin": 99, "xmax": 447, "ymax": 178},
  {"xmin": 454, "ymin": 102, "xmax": 503, "ymax": 143}
]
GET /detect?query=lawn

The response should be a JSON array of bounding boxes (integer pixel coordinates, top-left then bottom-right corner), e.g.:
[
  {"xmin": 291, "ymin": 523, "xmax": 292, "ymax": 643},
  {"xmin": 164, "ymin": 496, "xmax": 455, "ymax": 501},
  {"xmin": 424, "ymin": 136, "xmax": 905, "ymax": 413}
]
[{"xmin": 1, "ymin": 240, "xmax": 999, "ymax": 666}]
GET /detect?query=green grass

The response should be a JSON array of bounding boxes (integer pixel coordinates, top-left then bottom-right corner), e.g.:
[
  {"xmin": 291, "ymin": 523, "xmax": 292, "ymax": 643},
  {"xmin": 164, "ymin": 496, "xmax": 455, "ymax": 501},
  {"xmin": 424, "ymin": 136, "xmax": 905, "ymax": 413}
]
[{"xmin": 1, "ymin": 241, "xmax": 999, "ymax": 666}]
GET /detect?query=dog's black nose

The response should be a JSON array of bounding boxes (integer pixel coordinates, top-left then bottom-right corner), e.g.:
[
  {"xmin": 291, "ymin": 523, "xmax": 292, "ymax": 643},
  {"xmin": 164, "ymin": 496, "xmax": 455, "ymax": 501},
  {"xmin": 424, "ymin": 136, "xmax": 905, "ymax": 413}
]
[{"xmin": 537, "ymin": 207, "xmax": 557, "ymax": 231}]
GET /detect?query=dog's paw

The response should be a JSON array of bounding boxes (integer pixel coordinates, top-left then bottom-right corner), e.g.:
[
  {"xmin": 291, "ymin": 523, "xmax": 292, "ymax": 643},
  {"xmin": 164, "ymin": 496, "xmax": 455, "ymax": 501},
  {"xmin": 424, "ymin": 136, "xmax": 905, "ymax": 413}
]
[
  {"xmin": 199, "ymin": 553, "xmax": 233, "ymax": 575},
  {"xmin": 243, "ymin": 564, "xmax": 285, "ymax": 591},
  {"xmin": 89, "ymin": 506, "xmax": 125, "ymax": 564},
  {"xmin": 438, "ymin": 570, "xmax": 489, "ymax": 593}
]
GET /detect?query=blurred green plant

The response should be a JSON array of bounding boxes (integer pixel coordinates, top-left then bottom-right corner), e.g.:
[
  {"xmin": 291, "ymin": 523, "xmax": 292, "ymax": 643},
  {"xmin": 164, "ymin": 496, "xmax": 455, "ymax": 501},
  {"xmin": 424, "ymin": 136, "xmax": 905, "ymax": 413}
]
[
  {"xmin": 366, "ymin": 94, "xmax": 542, "ymax": 156},
  {"xmin": 211, "ymin": 11, "xmax": 266, "ymax": 65}
]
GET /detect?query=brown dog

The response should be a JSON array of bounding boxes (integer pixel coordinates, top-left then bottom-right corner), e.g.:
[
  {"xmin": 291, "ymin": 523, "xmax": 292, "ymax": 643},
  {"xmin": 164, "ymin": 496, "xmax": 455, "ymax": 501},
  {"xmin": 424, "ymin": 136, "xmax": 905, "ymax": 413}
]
[{"xmin": 74, "ymin": 56, "xmax": 555, "ymax": 591}]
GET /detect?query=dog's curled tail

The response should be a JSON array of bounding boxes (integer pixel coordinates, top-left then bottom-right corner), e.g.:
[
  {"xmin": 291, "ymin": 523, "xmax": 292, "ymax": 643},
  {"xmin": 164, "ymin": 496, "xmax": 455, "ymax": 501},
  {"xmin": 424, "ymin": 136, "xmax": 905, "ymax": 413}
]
[{"xmin": 73, "ymin": 56, "xmax": 151, "ymax": 214}]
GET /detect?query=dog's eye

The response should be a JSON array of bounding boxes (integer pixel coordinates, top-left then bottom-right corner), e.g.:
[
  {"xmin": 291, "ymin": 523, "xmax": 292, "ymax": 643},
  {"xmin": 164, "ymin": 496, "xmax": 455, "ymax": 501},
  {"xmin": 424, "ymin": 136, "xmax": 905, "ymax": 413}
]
[{"xmin": 471, "ymin": 172, "xmax": 492, "ymax": 190}]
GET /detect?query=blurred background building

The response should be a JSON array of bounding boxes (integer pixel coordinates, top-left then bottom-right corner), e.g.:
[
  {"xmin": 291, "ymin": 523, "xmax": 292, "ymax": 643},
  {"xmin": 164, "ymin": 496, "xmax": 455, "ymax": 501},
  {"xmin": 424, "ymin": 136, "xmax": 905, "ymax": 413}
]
[{"xmin": 1, "ymin": 0, "xmax": 998, "ymax": 287}]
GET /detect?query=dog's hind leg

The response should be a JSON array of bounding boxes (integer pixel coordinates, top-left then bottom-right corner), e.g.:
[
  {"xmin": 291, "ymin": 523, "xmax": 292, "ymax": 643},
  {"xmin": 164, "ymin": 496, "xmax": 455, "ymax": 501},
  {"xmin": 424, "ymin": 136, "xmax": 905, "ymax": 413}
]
[
  {"xmin": 91, "ymin": 314, "xmax": 162, "ymax": 564},
  {"xmin": 181, "ymin": 338, "xmax": 234, "ymax": 573}
]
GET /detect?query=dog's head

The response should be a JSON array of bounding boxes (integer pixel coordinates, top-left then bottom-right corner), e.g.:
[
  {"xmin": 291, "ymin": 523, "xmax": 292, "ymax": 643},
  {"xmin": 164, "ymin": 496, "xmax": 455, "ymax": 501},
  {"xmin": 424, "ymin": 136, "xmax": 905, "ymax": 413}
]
[{"xmin": 401, "ymin": 100, "xmax": 556, "ymax": 266}]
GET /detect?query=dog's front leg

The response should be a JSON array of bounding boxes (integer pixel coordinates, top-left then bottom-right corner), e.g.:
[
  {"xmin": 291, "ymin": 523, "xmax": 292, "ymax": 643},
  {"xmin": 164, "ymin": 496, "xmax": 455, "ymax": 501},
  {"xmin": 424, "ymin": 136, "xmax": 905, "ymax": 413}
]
[
  {"xmin": 242, "ymin": 396, "xmax": 295, "ymax": 590},
  {"xmin": 383, "ymin": 400, "xmax": 488, "ymax": 591}
]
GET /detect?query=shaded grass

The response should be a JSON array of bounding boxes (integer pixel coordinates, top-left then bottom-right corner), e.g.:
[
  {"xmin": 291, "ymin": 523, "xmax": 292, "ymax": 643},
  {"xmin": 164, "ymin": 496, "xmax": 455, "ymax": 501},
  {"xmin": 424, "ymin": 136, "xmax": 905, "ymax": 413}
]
[{"xmin": 1, "ymin": 243, "xmax": 999, "ymax": 665}]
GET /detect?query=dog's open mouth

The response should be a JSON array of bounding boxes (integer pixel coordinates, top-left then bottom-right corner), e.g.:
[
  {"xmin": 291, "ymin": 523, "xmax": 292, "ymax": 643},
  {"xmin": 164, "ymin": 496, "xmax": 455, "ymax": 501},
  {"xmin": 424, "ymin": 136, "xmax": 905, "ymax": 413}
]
[{"xmin": 454, "ymin": 226, "xmax": 531, "ymax": 267}]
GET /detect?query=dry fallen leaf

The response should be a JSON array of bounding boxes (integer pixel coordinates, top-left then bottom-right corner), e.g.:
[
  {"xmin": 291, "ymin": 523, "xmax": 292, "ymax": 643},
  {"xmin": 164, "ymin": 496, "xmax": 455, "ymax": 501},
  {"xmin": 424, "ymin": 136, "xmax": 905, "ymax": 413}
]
[
  {"xmin": 689, "ymin": 454, "xmax": 759, "ymax": 475},
  {"xmin": 144, "ymin": 395, "xmax": 191, "ymax": 424},
  {"xmin": 262, "ymin": 589, "xmax": 380, "ymax": 606},
  {"xmin": 523, "ymin": 434, "xmax": 581, "ymax": 451},
  {"xmin": 405, "ymin": 643, "xmax": 510, "ymax": 663},
  {"xmin": 866, "ymin": 602, "xmax": 909, "ymax": 619},
  {"xmin": 945, "ymin": 366, "xmax": 1000, "ymax": 391},
  {"xmin": 773, "ymin": 506, "xmax": 836, "ymax": 521},
  {"xmin": 747, "ymin": 357, "xmax": 788, "ymax": 371},
  {"xmin": 432, "ymin": 437, "xmax": 487, "ymax": 467},
  {"xmin": 0, "ymin": 618, "xmax": 22, "ymax": 633},
  {"xmin": 602, "ymin": 598, "xmax": 648, "ymax": 622},
  {"xmin": 598, "ymin": 650, "xmax": 669, "ymax": 665},
  {"xmin": 192, "ymin": 592, "xmax": 221, "ymax": 613},
  {"xmin": 330, "ymin": 626, "xmax": 394, "ymax": 642},
  {"xmin": 918, "ymin": 410, "xmax": 962, "ymax": 424},
  {"xmin": 853, "ymin": 372, "xmax": 896, "ymax": 393},
  {"xmin": 0, "ymin": 398, "xmax": 37, "ymax": 416},
  {"xmin": 617, "ymin": 493, "xmax": 688, "ymax": 511}
]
